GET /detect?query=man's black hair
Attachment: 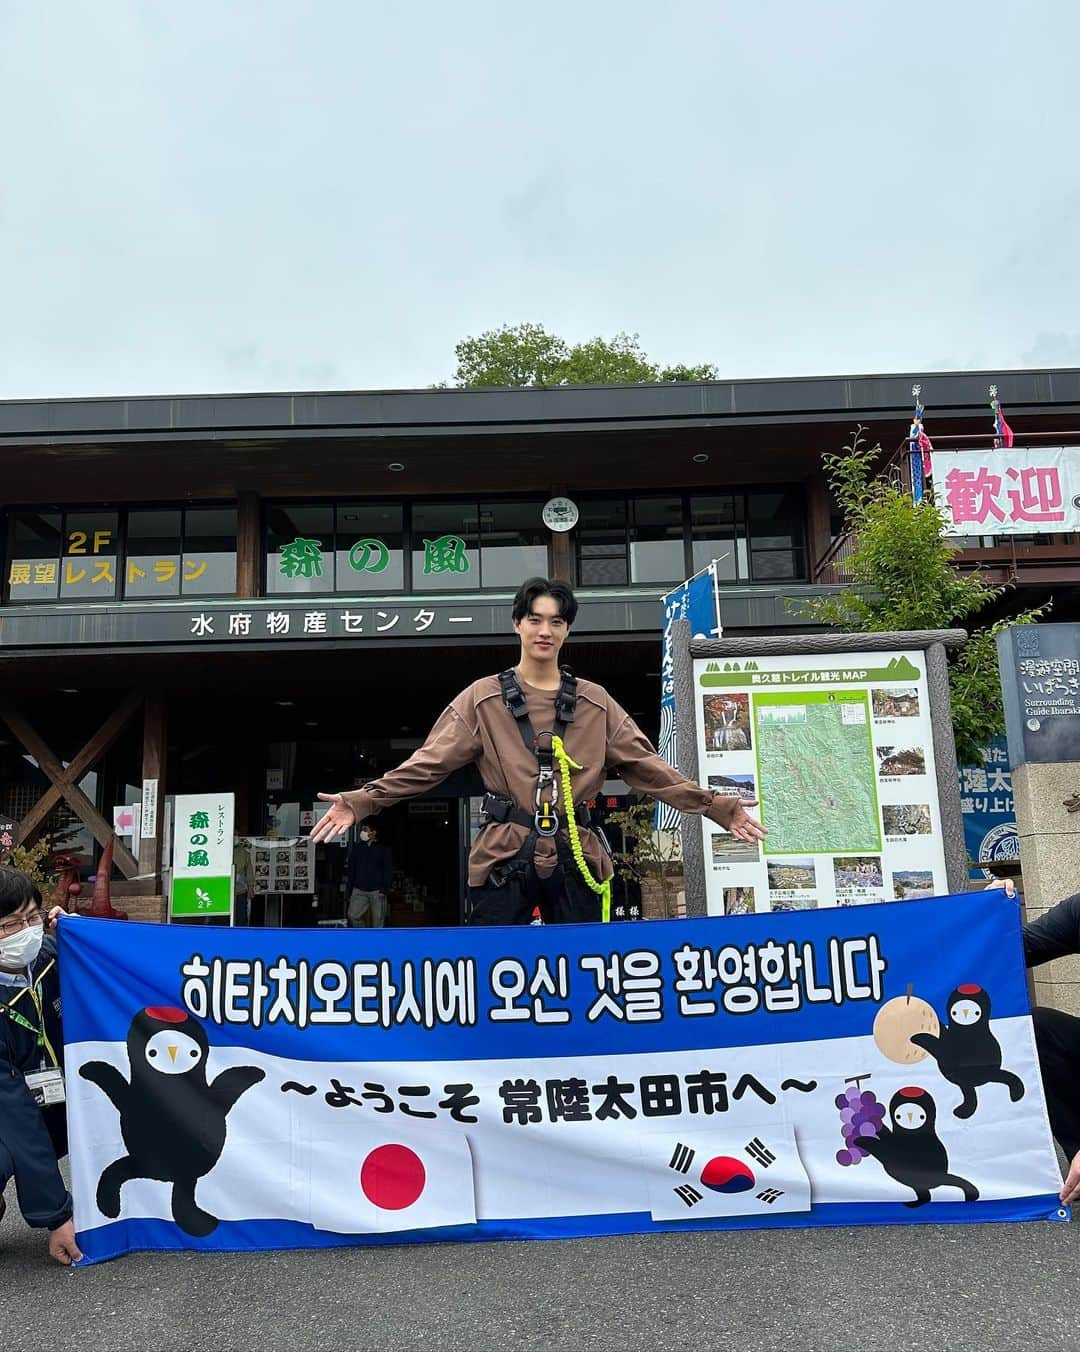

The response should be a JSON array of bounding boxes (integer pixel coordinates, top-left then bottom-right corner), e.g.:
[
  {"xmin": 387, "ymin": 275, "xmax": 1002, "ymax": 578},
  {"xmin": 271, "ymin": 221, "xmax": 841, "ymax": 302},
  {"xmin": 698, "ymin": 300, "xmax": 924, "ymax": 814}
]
[
  {"xmin": 512, "ymin": 577, "xmax": 579, "ymax": 627},
  {"xmin": 0, "ymin": 866, "xmax": 42, "ymax": 921}
]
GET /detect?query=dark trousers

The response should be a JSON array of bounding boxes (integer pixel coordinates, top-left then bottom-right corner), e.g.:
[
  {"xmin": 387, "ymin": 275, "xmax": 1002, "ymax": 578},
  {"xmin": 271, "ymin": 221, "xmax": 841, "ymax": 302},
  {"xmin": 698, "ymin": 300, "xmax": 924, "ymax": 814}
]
[
  {"xmin": 1033, "ymin": 1005, "xmax": 1080, "ymax": 1158},
  {"xmin": 468, "ymin": 860, "xmax": 603, "ymax": 926}
]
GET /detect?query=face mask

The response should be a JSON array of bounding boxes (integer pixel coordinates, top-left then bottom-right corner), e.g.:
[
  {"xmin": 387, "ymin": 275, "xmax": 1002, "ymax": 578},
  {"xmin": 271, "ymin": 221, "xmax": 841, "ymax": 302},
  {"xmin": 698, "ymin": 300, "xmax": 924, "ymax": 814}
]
[
  {"xmin": 0, "ymin": 924, "xmax": 43, "ymax": 970},
  {"xmin": 359, "ymin": 831, "xmax": 372, "ymax": 843}
]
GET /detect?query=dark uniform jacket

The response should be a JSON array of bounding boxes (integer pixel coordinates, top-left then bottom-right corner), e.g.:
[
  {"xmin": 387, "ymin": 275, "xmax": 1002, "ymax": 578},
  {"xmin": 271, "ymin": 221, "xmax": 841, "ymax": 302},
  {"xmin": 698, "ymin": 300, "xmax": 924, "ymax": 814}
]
[
  {"xmin": 0, "ymin": 933, "xmax": 71, "ymax": 1229},
  {"xmin": 1023, "ymin": 892, "xmax": 1080, "ymax": 968}
]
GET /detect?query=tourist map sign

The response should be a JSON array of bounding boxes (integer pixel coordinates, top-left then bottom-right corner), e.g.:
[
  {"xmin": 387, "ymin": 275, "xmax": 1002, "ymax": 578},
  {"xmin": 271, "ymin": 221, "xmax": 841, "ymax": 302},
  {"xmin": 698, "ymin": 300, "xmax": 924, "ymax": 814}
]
[{"xmin": 694, "ymin": 651, "xmax": 948, "ymax": 915}]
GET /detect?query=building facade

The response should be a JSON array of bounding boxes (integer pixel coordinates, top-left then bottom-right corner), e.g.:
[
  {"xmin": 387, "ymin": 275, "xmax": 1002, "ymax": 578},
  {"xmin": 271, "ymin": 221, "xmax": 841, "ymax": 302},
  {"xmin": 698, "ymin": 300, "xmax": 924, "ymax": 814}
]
[{"xmin": 1, "ymin": 368, "xmax": 1078, "ymax": 923}]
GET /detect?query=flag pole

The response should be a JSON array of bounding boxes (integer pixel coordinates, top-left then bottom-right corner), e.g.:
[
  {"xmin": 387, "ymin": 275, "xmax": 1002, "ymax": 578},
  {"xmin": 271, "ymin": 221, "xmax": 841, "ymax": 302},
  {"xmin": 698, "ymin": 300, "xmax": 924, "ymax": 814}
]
[{"xmin": 909, "ymin": 384, "xmax": 932, "ymax": 502}]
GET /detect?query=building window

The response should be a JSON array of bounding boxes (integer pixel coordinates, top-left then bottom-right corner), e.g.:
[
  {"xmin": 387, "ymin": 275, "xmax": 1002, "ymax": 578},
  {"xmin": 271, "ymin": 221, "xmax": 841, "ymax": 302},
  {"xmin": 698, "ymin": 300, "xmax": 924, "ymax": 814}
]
[
  {"xmin": 125, "ymin": 509, "xmax": 182, "ymax": 596},
  {"xmin": 577, "ymin": 499, "xmax": 628, "ymax": 586},
  {"xmin": 4, "ymin": 506, "xmax": 238, "ymax": 604},
  {"xmin": 61, "ymin": 511, "xmax": 119, "ymax": 599},
  {"xmin": 411, "ymin": 502, "xmax": 479, "ymax": 591},
  {"xmin": 335, "ymin": 503, "xmax": 405, "ymax": 592},
  {"xmin": 574, "ymin": 490, "xmax": 809, "ymax": 588},
  {"xmin": 629, "ymin": 497, "xmax": 686, "ymax": 584},
  {"xmin": 747, "ymin": 490, "xmax": 807, "ymax": 581},
  {"xmin": 265, "ymin": 504, "xmax": 335, "ymax": 595},
  {"xmin": 265, "ymin": 500, "xmax": 544, "ymax": 594},
  {"xmin": 6, "ymin": 511, "xmax": 62, "ymax": 601},
  {"xmin": 476, "ymin": 500, "xmax": 549, "ymax": 588},
  {"xmin": 690, "ymin": 495, "xmax": 746, "ymax": 581},
  {"xmin": 182, "ymin": 508, "xmax": 238, "ymax": 595}
]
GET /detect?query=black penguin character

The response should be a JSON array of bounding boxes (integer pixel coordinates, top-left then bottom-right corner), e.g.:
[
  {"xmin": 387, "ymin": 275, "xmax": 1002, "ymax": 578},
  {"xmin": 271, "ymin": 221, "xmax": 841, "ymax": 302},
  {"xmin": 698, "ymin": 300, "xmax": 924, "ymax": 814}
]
[
  {"xmin": 79, "ymin": 1006, "xmax": 264, "ymax": 1237},
  {"xmin": 855, "ymin": 1086, "xmax": 979, "ymax": 1208},
  {"xmin": 909, "ymin": 983, "xmax": 1026, "ymax": 1119}
]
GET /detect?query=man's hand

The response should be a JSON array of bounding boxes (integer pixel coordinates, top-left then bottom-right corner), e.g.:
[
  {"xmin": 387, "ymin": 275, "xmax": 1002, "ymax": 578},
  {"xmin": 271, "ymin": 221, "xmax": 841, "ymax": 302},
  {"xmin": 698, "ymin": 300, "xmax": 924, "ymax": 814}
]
[
  {"xmin": 311, "ymin": 793, "xmax": 355, "ymax": 844},
  {"xmin": 48, "ymin": 1220, "xmax": 83, "ymax": 1265},
  {"xmin": 727, "ymin": 800, "xmax": 766, "ymax": 843},
  {"xmin": 984, "ymin": 878, "xmax": 1017, "ymax": 899},
  {"xmin": 1061, "ymin": 1150, "xmax": 1080, "ymax": 1206},
  {"xmin": 46, "ymin": 906, "xmax": 64, "ymax": 933}
]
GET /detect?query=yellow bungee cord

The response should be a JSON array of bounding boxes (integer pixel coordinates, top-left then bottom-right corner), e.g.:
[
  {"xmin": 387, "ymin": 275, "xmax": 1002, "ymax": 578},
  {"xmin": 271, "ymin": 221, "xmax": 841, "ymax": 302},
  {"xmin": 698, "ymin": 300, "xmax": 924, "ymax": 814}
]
[{"xmin": 551, "ymin": 735, "xmax": 612, "ymax": 923}]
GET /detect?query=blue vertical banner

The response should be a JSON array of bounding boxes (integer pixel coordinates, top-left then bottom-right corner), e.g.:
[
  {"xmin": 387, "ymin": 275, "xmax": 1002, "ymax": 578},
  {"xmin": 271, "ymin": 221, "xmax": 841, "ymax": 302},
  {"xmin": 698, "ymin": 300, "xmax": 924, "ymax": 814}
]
[
  {"xmin": 656, "ymin": 566, "xmax": 722, "ymax": 829},
  {"xmin": 958, "ymin": 736, "xmax": 1018, "ymax": 880}
]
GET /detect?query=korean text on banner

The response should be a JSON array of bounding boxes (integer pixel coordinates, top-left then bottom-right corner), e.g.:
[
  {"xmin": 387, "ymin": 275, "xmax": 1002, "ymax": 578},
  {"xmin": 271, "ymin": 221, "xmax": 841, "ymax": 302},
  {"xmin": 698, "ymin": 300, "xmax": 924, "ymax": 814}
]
[{"xmin": 59, "ymin": 890, "xmax": 1063, "ymax": 1265}]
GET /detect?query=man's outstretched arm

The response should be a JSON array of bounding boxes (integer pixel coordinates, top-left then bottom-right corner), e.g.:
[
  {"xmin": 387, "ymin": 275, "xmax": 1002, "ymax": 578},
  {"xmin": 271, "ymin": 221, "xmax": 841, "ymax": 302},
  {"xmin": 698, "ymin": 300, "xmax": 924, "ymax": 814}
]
[
  {"xmin": 312, "ymin": 700, "xmax": 481, "ymax": 842},
  {"xmin": 605, "ymin": 705, "xmax": 765, "ymax": 843}
]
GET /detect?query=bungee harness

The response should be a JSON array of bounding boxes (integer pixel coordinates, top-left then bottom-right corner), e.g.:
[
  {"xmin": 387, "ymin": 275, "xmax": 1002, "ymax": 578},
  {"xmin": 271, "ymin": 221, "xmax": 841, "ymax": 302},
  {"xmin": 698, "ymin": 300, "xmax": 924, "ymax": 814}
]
[{"xmin": 480, "ymin": 666, "xmax": 611, "ymax": 920}]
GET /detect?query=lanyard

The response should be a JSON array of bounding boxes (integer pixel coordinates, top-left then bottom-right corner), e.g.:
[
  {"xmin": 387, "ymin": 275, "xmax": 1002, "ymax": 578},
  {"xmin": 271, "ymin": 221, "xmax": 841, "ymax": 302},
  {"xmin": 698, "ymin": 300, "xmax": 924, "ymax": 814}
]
[{"xmin": 1, "ymin": 960, "xmax": 59, "ymax": 1067}]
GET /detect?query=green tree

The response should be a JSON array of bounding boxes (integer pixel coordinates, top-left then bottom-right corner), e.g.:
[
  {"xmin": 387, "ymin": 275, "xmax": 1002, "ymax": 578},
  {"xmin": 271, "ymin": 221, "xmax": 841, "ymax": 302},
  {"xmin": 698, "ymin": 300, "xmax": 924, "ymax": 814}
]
[
  {"xmin": 449, "ymin": 323, "xmax": 717, "ymax": 387},
  {"xmin": 798, "ymin": 427, "xmax": 1044, "ymax": 764},
  {"xmin": 606, "ymin": 798, "xmax": 684, "ymax": 919}
]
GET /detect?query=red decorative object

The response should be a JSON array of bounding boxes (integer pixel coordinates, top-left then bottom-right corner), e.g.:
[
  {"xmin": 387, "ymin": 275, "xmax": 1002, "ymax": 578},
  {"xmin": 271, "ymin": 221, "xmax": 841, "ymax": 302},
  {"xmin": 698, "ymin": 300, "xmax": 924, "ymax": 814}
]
[
  {"xmin": 50, "ymin": 854, "xmax": 82, "ymax": 913},
  {"xmin": 79, "ymin": 834, "xmax": 128, "ymax": 921}
]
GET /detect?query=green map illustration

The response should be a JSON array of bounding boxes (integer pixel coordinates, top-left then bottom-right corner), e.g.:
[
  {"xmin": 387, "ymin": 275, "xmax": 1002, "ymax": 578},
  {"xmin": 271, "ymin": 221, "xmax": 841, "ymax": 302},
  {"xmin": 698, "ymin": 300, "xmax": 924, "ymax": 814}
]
[{"xmin": 754, "ymin": 690, "xmax": 882, "ymax": 855}]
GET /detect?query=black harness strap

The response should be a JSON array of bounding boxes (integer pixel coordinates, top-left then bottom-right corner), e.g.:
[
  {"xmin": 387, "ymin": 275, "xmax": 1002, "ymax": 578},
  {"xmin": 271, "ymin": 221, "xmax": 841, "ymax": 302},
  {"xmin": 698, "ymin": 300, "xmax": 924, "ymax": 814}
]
[
  {"xmin": 492, "ymin": 666, "xmax": 579, "ymax": 837},
  {"xmin": 497, "ymin": 666, "xmax": 577, "ymax": 763}
]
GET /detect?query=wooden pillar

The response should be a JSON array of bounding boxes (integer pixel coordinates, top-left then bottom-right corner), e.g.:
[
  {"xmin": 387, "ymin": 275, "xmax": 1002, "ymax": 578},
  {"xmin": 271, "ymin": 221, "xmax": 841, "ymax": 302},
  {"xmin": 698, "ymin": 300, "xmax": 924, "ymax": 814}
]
[
  {"xmin": 236, "ymin": 491, "xmax": 261, "ymax": 598},
  {"xmin": 138, "ymin": 693, "xmax": 168, "ymax": 890},
  {"xmin": 805, "ymin": 471, "xmax": 833, "ymax": 581},
  {"xmin": 548, "ymin": 485, "xmax": 572, "ymax": 582}
]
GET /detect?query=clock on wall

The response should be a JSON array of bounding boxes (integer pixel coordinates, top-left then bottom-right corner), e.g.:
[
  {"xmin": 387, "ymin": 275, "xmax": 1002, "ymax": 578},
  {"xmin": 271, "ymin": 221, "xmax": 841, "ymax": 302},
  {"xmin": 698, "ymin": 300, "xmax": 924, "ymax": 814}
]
[{"xmin": 542, "ymin": 497, "xmax": 579, "ymax": 532}]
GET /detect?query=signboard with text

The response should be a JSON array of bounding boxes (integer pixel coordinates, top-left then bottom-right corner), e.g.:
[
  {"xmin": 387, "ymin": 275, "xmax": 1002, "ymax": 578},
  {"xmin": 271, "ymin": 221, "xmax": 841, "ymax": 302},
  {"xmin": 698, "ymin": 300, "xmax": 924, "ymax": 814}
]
[
  {"xmin": 959, "ymin": 737, "xmax": 1018, "ymax": 880},
  {"xmin": 997, "ymin": 623, "xmax": 1080, "ymax": 768},
  {"xmin": 59, "ymin": 891, "xmax": 1062, "ymax": 1265},
  {"xmin": 170, "ymin": 793, "xmax": 235, "ymax": 919},
  {"xmin": 694, "ymin": 651, "xmax": 948, "ymax": 915},
  {"xmin": 931, "ymin": 447, "xmax": 1080, "ymax": 535}
]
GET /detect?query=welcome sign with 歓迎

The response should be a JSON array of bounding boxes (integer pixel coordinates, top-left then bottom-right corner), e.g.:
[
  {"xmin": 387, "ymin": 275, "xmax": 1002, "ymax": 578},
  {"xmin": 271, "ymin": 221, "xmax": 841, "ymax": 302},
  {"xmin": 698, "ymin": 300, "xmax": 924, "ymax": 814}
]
[
  {"xmin": 59, "ymin": 890, "xmax": 1063, "ymax": 1265},
  {"xmin": 930, "ymin": 447, "xmax": 1080, "ymax": 535}
]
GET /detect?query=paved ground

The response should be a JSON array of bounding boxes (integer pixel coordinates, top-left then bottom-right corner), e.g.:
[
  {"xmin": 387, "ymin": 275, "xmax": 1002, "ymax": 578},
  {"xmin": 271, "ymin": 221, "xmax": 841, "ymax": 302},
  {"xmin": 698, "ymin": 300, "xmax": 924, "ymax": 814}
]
[{"xmin": 2, "ymin": 1177, "xmax": 1080, "ymax": 1351}]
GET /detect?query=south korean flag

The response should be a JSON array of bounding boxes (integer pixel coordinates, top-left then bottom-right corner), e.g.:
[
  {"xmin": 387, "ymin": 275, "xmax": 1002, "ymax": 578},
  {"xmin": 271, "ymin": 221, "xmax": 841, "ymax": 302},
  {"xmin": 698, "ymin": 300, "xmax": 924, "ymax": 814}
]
[{"xmin": 644, "ymin": 1125, "xmax": 811, "ymax": 1222}]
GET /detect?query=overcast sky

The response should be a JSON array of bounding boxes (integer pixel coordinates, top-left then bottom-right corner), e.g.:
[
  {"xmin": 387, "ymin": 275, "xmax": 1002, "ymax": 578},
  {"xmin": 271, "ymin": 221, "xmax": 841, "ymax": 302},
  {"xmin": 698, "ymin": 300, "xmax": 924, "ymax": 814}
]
[{"xmin": 1, "ymin": 1, "xmax": 1078, "ymax": 400}]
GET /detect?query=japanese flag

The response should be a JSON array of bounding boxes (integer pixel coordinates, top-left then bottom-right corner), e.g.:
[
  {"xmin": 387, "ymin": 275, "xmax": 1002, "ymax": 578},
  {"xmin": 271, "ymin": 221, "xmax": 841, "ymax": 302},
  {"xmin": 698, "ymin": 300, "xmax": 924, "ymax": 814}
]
[
  {"xmin": 644, "ymin": 1125, "xmax": 811, "ymax": 1222},
  {"xmin": 303, "ymin": 1120, "xmax": 477, "ymax": 1235}
]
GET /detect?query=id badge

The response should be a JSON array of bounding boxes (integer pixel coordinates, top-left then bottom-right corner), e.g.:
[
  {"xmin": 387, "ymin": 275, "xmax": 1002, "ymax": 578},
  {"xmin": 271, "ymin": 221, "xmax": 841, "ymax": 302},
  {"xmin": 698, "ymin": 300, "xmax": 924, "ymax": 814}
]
[{"xmin": 25, "ymin": 1067, "xmax": 65, "ymax": 1107}]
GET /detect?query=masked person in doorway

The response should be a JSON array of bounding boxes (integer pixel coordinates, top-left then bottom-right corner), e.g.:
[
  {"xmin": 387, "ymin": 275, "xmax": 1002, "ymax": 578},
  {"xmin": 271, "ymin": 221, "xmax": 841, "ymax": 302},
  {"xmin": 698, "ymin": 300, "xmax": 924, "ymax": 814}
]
[
  {"xmin": 312, "ymin": 577, "xmax": 765, "ymax": 925},
  {"xmin": 345, "ymin": 822, "xmax": 393, "ymax": 928},
  {"xmin": 0, "ymin": 867, "xmax": 82, "ymax": 1264}
]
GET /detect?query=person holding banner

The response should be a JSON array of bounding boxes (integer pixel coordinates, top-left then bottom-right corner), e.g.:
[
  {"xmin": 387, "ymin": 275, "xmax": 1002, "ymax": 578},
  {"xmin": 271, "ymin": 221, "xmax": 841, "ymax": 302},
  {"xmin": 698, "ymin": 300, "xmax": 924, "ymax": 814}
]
[
  {"xmin": 0, "ymin": 868, "xmax": 82, "ymax": 1264},
  {"xmin": 312, "ymin": 577, "xmax": 764, "ymax": 924},
  {"xmin": 1019, "ymin": 885, "xmax": 1080, "ymax": 1204}
]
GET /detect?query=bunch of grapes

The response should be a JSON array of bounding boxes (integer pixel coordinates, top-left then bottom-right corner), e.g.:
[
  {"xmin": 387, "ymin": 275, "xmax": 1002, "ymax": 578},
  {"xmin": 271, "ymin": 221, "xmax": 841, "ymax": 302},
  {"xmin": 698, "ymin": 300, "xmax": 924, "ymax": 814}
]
[{"xmin": 834, "ymin": 1084, "xmax": 885, "ymax": 1166}]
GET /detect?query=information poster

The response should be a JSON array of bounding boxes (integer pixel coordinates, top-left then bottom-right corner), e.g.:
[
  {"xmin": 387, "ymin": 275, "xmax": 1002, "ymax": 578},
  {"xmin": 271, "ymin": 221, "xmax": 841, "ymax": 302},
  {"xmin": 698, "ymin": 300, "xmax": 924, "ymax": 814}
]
[
  {"xmin": 694, "ymin": 651, "xmax": 948, "ymax": 915},
  {"xmin": 241, "ymin": 836, "xmax": 315, "ymax": 895}
]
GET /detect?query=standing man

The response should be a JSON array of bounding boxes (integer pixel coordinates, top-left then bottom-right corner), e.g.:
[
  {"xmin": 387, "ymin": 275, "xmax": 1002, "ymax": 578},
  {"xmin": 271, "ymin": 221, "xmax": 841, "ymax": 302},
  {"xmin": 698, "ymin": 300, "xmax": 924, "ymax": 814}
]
[
  {"xmin": 312, "ymin": 577, "xmax": 764, "ymax": 925},
  {"xmin": 345, "ymin": 822, "xmax": 393, "ymax": 928},
  {"xmin": 0, "ymin": 867, "xmax": 82, "ymax": 1264},
  {"xmin": 1018, "ymin": 885, "xmax": 1080, "ymax": 1203}
]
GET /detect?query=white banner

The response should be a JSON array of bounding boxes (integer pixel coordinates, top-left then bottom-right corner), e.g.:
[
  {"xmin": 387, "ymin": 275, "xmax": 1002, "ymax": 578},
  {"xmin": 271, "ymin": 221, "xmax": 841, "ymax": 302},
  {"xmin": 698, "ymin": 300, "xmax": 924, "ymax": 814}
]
[{"xmin": 931, "ymin": 447, "xmax": 1080, "ymax": 535}]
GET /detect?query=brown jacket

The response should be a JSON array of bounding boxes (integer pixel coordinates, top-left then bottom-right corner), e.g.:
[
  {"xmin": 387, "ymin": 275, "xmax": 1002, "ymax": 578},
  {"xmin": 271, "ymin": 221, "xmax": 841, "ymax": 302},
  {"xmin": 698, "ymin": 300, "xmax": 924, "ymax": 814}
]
[{"xmin": 342, "ymin": 673, "xmax": 740, "ymax": 887}]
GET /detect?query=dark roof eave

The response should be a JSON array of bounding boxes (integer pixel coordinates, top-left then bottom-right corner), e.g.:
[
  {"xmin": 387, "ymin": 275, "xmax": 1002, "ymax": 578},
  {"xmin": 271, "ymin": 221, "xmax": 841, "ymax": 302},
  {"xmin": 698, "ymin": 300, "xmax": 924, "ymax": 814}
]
[{"xmin": 1, "ymin": 365, "xmax": 1080, "ymax": 443}]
